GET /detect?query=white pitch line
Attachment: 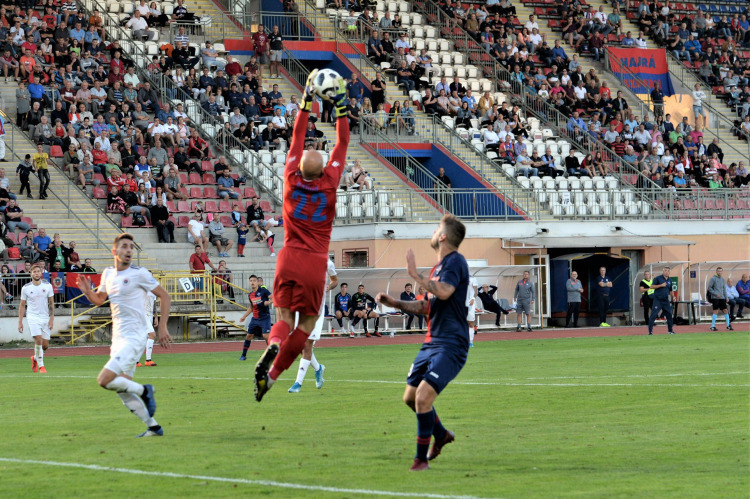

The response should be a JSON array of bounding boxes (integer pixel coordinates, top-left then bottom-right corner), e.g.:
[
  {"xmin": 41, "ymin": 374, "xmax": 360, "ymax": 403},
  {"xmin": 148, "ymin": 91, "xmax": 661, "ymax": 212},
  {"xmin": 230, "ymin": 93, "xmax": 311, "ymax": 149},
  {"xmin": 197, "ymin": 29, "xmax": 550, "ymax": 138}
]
[
  {"xmin": 0, "ymin": 374, "xmax": 747, "ymax": 387},
  {"xmin": 0, "ymin": 457, "xmax": 496, "ymax": 499}
]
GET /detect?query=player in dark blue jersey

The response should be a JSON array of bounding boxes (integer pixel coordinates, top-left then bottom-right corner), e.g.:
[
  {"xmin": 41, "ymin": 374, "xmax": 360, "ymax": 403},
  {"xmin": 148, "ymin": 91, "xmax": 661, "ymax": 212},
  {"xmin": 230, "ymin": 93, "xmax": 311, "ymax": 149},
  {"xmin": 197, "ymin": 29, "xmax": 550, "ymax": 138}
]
[
  {"xmin": 376, "ymin": 214, "xmax": 469, "ymax": 471},
  {"xmin": 239, "ymin": 275, "xmax": 273, "ymax": 360},
  {"xmin": 333, "ymin": 283, "xmax": 353, "ymax": 337}
]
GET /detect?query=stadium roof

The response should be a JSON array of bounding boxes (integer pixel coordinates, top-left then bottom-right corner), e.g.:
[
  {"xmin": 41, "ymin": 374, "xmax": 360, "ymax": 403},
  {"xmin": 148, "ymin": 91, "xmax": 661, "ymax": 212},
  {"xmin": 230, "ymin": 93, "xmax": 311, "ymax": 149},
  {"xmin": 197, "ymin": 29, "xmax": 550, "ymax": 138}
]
[{"xmin": 508, "ymin": 235, "xmax": 696, "ymax": 249}]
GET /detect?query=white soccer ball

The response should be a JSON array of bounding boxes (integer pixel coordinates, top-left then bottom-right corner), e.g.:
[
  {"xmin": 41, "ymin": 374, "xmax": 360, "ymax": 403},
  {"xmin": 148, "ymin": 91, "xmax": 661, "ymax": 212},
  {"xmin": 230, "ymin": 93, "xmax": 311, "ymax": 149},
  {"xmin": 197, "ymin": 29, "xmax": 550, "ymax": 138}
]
[{"xmin": 313, "ymin": 68, "xmax": 341, "ymax": 101}]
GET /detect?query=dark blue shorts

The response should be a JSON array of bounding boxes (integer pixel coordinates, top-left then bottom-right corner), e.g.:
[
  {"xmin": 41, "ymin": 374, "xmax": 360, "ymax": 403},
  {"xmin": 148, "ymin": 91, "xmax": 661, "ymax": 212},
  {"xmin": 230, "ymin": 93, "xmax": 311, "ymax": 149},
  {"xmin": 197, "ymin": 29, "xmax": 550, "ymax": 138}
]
[
  {"xmin": 406, "ymin": 343, "xmax": 467, "ymax": 394},
  {"xmin": 248, "ymin": 317, "xmax": 272, "ymax": 337}
]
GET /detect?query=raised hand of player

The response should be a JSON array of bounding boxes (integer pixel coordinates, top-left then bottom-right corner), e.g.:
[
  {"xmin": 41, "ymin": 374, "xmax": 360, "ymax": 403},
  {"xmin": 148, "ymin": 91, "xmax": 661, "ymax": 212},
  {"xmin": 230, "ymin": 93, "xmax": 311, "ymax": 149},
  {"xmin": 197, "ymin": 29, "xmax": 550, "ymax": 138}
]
[
  {"xmin": 303, "ymin": 69, "xmax": 319, "ymax": 102},
  {"xmin": 332, "ymin": 76, "xmax": 348, "ymax": 118},
  {"xmin": 406, "ymin": 249, "xmax": 418, "ymax": 279},
  {"xmin": 157, "ymin": 324, "xmax": 173, "ymax": 349},
  {"xmin": 375, "ymin": 292, "xmax": 395, "ymax": 307},
  {"xmin": 76, "ymin": 274, "xmax": 93, "ymax": 293}
]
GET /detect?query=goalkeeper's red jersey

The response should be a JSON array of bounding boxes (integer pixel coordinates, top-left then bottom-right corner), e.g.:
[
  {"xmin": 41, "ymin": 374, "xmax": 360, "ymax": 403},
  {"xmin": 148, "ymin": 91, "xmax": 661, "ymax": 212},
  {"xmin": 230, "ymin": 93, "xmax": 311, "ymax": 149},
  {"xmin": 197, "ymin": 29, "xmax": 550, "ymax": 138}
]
[{"xmin": 281, "ymin": 110, "xmax": 349, "ymax": 254}]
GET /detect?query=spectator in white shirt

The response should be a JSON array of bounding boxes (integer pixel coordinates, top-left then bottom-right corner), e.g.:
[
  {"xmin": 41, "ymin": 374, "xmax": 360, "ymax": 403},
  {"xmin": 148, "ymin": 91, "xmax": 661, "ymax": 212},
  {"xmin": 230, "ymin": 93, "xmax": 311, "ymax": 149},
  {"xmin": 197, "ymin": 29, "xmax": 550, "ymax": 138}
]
[
  {"xmin": 124, "ymin": 67, "xmax": 140, "ymax": 87},
  {"xmin": 126, "ymin": 11, "xmax": 154, "ymax": 40},
  {"xmin": 483, "ymin": 124, "xmax": 500, "ymax": 151},
  {"xmin": 691, "ymin": 82, "xmax": 707, "ymax": 128},
  {"xmin": 635, "ymin": 31, "xmax": 648, "ymax": 48},
  {"xmin": 524, "ymin": 14, "xmax": 539, "ymax": 32}
]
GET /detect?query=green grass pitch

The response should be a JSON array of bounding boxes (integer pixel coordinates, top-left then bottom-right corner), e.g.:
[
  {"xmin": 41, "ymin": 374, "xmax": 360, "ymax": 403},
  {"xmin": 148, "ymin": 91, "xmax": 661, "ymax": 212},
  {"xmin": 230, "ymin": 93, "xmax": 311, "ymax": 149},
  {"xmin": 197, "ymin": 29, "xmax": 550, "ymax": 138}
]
[{"xmin": 0, "ymin": 332, "xmax": 748, "ymax": 498}]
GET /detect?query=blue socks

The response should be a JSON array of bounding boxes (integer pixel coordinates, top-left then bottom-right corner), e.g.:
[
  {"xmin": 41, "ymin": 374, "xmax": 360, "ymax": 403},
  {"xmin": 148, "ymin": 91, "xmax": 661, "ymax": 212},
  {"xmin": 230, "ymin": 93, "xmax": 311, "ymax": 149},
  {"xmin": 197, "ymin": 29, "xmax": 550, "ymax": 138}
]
[
  {"xmin": 416, "ymin": 411, "xmax": 434, "ymax": 461},
  {"xmin": 725, "ymin": 314, "xmax": 730, "ymax": 327},
  {"xmin": 711, "ymin": 314, "xmax": 717, "ymax": 327},
  {"xmin": 431, "ymin": 408, "xmax": 447, "ymax": 441},
  {"xmin": 242, "ymin": 339, "xmax": 251, "ymax": 356}
]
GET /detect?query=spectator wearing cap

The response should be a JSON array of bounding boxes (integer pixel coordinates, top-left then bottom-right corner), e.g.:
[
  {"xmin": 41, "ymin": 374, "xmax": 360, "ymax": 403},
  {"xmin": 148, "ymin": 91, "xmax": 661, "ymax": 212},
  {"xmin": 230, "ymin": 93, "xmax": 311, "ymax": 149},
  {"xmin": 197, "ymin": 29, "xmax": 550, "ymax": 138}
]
[{"xmin": 201, "ymin": 41, "xmax": 226, "ymax": 71}]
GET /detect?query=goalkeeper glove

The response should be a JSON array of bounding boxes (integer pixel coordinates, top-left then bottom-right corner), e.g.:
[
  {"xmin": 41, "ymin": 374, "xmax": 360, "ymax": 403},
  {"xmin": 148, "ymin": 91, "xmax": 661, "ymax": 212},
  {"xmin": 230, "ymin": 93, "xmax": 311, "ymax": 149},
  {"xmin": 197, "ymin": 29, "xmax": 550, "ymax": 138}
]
[
  {"xmin": 332, "ymin": 77, "xmax": 348, "ymax": 119},
  {"xmin": 301, "ymin": 69, "xmax": 319, "ymax": 113}
]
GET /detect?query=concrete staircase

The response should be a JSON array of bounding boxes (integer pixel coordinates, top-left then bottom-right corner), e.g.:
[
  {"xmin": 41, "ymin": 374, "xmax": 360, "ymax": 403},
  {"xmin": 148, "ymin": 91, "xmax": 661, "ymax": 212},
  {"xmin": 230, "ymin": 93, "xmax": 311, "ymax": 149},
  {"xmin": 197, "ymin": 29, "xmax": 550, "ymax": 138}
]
[
  {"xmin": 179, "ymin": 0, "xmax": 245, "ymax": 41},
  {"xmin": 604, "ymin": 0, "xmax": 749, "ymax": 166}
]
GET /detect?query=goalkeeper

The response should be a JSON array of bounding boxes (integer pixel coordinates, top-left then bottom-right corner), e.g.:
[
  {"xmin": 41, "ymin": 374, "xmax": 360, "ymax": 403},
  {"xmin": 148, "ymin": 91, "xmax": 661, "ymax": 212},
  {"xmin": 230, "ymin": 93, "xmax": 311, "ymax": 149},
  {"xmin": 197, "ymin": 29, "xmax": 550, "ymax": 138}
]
[{"xmin": 252, "ymin": 70, "xmax": 351, "ymax": 402}]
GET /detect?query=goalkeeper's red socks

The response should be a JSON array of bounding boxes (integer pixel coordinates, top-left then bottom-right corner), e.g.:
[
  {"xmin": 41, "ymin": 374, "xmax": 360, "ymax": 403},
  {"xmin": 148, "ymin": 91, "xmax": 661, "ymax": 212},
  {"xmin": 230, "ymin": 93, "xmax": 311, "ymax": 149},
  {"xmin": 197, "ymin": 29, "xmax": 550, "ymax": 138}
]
[{"xmin": 269, "ymin": 328, "xmax": 308, "ymax": 380}]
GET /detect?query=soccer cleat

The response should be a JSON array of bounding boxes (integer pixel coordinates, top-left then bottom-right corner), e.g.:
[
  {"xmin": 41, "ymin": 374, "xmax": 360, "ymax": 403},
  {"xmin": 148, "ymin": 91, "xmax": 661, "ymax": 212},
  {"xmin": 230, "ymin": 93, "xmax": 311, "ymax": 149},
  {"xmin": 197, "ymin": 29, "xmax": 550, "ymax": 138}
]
[
  {"xmin": 39, "ymin": 366, "xmax": 47, "ymax": 374},
  {"xmin": 136, "ymin": 362, "xmax": 144, "ymax": 367},
  {"xmin": 288, "ymin": 382, "xmax": 302, "ymax": 393},
  {"xmin": 374, "ymin": 331, "xmax": 382, "ymax": 337},
  {"xmin": 737, "ymin": 314, "xmax": 745, "ymax": 319},
  {"xmin": 30, "ymin": 355, "xmax": 38, "ymax": 373},
  {"xmin": 428, "ymin": 430, "xmax": 455, "ymax": 460},
  {"xmin": 141, "ymin": 384, "xmax": 157, "ymax": 417},
  {"xmin": 315, "ymin": 364, "xmax": 325, "ymax": 389},
  {"xmin": 470, "ymin": 342, "xmax": 474, "ymax": 348},
  {"xmin": 527, "ymin": 327, "xmax": 532, "ymax": 332},
  {"xmin": 727, "ymin": 325, "xmax": 734, "ymax": 331},
  {"xmin": 145, "ymin": 360, "xmax": 157, "ymax": 366},
  {"xmin": 409, "ymin": 458, "xmax": 430, "ymax": 471},
  {"xmin": 516, "ymin": 325, "xmax": 522, "ymax": 332},
  {"xmin": 365, "ymin": 332, "xmax": 372, "ymax": 338},
  {"xmin": 648, "ymin": 332, "xmax": 653, "ymax": 335},
  {"xmin": 239, "ymin": 355, "xmax": 247, "ymax": 361},
  {"xmin": 349, "ymin": 332, "xmax": 355, "ymax": 338},
  {"xmin": 136, "ymin": 426, "xmax": 164, "ymax": 438},
  {"xmin": 710, "ymin": 327, "xmax": 718, "ymax": 331},
  {"xmin": 600, "ymin": 322, "xmax": 611, "ymax": 327},
  {"xmin": 254, "ymin": 343, "xmax": 279, "ymax": 402},
  {"xmin": 668, "ymin": 331, "xmax": 675, "ymax": 334}
]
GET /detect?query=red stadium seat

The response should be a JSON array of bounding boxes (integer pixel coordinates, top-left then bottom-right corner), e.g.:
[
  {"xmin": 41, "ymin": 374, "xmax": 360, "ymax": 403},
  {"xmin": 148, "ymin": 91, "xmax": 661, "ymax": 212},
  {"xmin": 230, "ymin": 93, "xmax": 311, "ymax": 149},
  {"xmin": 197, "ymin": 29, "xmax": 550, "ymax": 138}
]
[
  {"xmin": 49, "ymin": 145, "xmax": 63, "ymax": 157},
  {"xmin": 177, "ymin": 216, "xmax": 190, "ymax": 227},
  {"xmin": 218, "ymin": 200, "xmax": 231, "ymax": 212},
  {"xmin": 244, "ymin": 187, "xmax": 258, "ymax": 198},
  {"xmin": 167, "ymin": 201, "xmax": 176, "ymax": 212},
  {"xmin": 203, "ymin": 187, "xmax": 218, "ymax": 198},
  {"xmin": 177, "ymin": 201, "xmax": 190, "ymax": 212},
  {"xmin": 189, "ymin": 173, "xmax": 203, "ymax": 184},
  {"xmin": 179, "ymin": 173, "xmax": 188, "ymax": 184},
  {"xmin": 260, "ymin": 200, "xmax": 274, "ymax": 213},
  {"xmin": 220, "ymin": 215, "xmax": 233, "ymax": 226},
  {"xmin": 21, "ymin": 216, "xmax": 34, "ymax": 227},
  {"xmin": 204, "ymin": 201, "xmax": 218, "ymax": 212},
  {"xmin": 202, "ymin": 161, "xmax": 213, "ymax": 172},
  {"xmin": 189, "ymin": 187, "xmax": 205, "ymax": 198},
  {"xmin": 93, "ymin": 187, "xmax": 107, "ymax": 199},
  {"xmin": 203, "ymin": 173, "xmax": 215, "ymax": 184},
  {"xmin": 121, "ymin": 216, "xmax": 133, "ymax": 227}
]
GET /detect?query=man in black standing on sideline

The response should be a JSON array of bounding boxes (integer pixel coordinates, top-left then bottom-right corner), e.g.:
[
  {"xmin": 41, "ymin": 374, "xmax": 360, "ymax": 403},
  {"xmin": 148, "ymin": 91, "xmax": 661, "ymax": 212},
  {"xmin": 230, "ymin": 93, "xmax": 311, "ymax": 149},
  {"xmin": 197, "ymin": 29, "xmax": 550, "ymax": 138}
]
[{"xmin": 596, "ymin": 266, "xmax": 613, "ymax": 327}]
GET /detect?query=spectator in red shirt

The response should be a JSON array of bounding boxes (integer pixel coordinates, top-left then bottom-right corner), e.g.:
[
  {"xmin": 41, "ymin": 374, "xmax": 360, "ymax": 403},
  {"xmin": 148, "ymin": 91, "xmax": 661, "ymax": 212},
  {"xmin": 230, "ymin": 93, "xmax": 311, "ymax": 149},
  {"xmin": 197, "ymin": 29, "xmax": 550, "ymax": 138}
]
[
  {"xmin": 252, "ymin": 26, "xmax": 268, "ymax": 77},
  {"xmin": 188, "ymin": 129, "xmax": 210, "ymax": 159},
  {"xmin": 224, "ymin": 55, "xmax": 242, "ymax": 77},
  {"xmin": 188, "ymin": 244, "xmax": 216, "ymax": 304}
]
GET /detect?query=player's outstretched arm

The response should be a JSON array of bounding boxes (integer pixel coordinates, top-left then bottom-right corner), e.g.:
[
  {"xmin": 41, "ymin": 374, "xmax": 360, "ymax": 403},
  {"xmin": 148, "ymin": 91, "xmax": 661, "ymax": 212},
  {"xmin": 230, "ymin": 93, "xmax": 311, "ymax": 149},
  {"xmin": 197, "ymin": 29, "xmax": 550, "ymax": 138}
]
[
  {"xmin": 76, "ymin": 274, "xmax": 108, "ymax": 306},
  {"xmin": 284, "ymin": 70, "xmax": 316, "ymax": 175},
  {"xmin": 17, "ymin": 300, "xmax": 26, "ymax": 333},
  {"xmin": 151, "ymin": 284, "xmax": 173, "ymax": 348},
  {"xmin": 329, "ymin": 76, "xmax": 350, "ymax": 172},
  {"xmin": 376, "ymin": 292, "xmax": 429, "ymax": 315}
]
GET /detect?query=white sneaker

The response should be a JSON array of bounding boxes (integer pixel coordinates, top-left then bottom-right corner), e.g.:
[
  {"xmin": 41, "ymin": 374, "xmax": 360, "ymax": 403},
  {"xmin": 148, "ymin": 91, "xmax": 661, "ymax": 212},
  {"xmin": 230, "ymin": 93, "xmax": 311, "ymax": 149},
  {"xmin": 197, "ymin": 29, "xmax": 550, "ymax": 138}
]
[{"xmin": 270, "ymin": 253, "xmax": 276, "ymax": 257}]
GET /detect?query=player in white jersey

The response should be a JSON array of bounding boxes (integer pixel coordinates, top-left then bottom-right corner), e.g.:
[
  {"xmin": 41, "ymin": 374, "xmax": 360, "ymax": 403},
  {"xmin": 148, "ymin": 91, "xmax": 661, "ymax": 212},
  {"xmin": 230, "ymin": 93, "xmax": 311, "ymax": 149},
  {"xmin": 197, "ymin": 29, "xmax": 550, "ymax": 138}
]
[
  {"xmin": 18, "ymin": 264, "xmax": 54, "ymax": 373},
  {"xmin": 288, "ymin": 258, "xmax": 338, "ymax": 393},
  {"xmin": 77, "ymin": 233, "xmax": 173, "ymax": 438},
  {"xmin": 466, "ymin": 275, "xmax": 478, "ymax": 347},
  {"xmin": 137, "ymin": 291, "xmax": 158, "ymax": 367}
]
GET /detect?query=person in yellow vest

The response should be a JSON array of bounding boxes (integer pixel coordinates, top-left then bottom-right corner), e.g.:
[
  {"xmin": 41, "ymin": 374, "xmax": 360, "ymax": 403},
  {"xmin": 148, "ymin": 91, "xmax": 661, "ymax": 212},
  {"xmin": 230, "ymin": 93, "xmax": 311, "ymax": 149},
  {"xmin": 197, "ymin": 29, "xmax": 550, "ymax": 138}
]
[
  {"xmin": 32, "ymin": 143, "xmax": 54, "ymax": 199},
  {"xmin": 639, "ymin": 271, "xmax": 654, "ymax": 325}
]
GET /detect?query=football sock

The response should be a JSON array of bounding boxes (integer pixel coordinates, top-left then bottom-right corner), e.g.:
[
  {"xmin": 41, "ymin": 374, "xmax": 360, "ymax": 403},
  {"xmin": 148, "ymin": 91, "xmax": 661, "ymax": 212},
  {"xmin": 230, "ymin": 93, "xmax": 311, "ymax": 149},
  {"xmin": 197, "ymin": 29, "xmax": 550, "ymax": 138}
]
[
  {"xmin": 725, "ymin": 313, "xmax": 731, "ymax": 327},
  {"xmin": 267, "ymin": 239, "xmax": 274, "ymax": 252},
  {"xmin": 237, "ymin": 243, "xmax": 245, "ymax": 255},
  {"xmin": 118, "ymin": 392, "xmax": 158, "ymax": 427},
  {"xmin": 352, "ymin": 317, "xmax": 361, "ymax": 327},
  {"xmin": 336, "ymin": 317, "xmax": 343, "ymax": 327},
  {"xmin": 415, "ymin": 411, "xmax": 434, "ymax": 461},
  {"xmin": 432, "ymin": 408, "xmax": 447, "ymax": 441},
  {"xmin": 269, "ymin": 328, "xmax": 308, "ymax": 380},
  {"xmin": 295, "ymin": 358, "xmax": 310, "ymax": 385},
  {"xmin": 268, "ymin": 320, "xmax": 291, "ymax": 345},
  {"xmin": 145, "ymin": 338, "xmax": 154, "ymax": 361},
  {"xmin": 105, "ymin": 376, "xmax": 145, "ymax": 395},
  {"xmin": 34, "ymin": 344, "xmax": 44, "ymax": 367},
  {"xmin": 374, "ymin": 317, "xmax": 380, "ymax": 331},
  {"xmin": 468, "ymin": 325, "xmax": 474, "ymax": 343},
  {"xmin": 711, "ymin": 314, "xmax": 717, "ymax": 327},
  {"xmin": 242, "ymin": 339, "xmax": 251, "ymax": 356},
  {"xmin": 310, "ymin": 352, "xmax": 320, "ymax": 371}
]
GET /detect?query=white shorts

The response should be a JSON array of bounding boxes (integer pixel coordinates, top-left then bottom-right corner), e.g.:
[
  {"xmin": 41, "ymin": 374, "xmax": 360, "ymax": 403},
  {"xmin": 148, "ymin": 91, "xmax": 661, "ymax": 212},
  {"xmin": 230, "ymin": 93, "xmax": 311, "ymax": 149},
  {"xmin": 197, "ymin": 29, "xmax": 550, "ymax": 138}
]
[
  {"xmin": 104, "ymin": 337, "xmax": 146, "ymax": 378},
  {"xmin": 466, "ymin": 307, "xmax": 476, "ymax": 322},
  {"xmin": 28, "ymin": 320, "xmax": 51, "ymax": 340},
  {"xmin": 146, "ymin": 316, "xmax": 155, "ymax": 334}
]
